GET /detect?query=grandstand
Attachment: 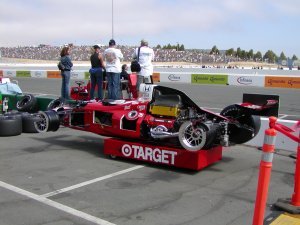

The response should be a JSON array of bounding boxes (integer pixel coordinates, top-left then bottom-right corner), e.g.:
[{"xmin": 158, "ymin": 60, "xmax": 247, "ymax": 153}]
[{"xmin": 0, "ymin": 45, "xmax": 236, "ymax": 65}]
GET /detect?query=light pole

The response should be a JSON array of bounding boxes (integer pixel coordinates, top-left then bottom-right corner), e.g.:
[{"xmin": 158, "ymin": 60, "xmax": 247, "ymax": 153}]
[{"xmin": 112, "ymin": 0, "xmax": 114, "ymax": 39}]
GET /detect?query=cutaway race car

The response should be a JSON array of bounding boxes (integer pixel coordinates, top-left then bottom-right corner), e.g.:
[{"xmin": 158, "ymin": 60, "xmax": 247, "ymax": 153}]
[{"xmin": 33, "ymin": 84, "xmax": 278, "ymax": 151}]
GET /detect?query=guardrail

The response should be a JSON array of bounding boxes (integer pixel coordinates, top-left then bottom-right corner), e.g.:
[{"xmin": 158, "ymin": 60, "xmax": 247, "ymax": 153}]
[{"xmin": 0, "ymin": 69, "xmax": 300, "ymax": 89}]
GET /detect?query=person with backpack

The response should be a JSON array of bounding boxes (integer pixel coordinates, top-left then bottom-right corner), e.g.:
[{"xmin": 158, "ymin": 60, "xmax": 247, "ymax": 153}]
[{"xmin": 132, "ymin": 39, "xmax": 155, "ymax": 93}]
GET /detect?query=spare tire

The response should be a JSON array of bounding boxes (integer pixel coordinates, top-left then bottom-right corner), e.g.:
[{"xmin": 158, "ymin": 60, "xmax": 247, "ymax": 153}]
[
  {"xmin": 0, "ymin": 115, "xmax": 22, "ymax": 136},
  {"xmin": 16, "ymin": 94, "xmax": 38, "ymax": 113},
  {"xmin": 34, "ymin": 111, "xmax": 60, "ymax": 133},
  {"xmin": 22, "ymin": 113, "xmax": 40, "ymax": 133},
  {"xmin": 47, "ymin": 98, "xmax": 63, "ymax": 110}
]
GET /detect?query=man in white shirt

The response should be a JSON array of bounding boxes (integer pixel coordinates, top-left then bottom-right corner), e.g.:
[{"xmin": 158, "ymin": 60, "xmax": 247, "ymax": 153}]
[
  {"xmin": 132, "ymin": 39, "xmax": 155, "ymax": 93},
  {"xmin": 103, "ymin": 39, "xmax": 123, "ymax": 99}
]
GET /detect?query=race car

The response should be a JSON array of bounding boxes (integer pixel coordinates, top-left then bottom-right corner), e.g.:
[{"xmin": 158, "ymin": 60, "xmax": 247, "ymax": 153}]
[{"xmin": 32, "ymin": 84, "xmax": 279, "ymax": 151}]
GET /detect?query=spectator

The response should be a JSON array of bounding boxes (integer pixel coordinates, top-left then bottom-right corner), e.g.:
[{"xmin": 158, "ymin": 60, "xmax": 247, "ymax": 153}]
[
  {"xmin": 132, "ymin": 39, "xmax": 155, "ymax": 92},
  {"xmin": 103, "ymin": 39, "xmax": 123, "ymax": 100},
  {"xmin": 59, "ymin": 46, "xmax": 73, "ymax": 103},
  {"xmin": 89, "ymin": 45, "xmax": 105, "ymax": 100},
  {"xmin": 120, "ymin": 64, "xmax": 129, "ymax": 80}
]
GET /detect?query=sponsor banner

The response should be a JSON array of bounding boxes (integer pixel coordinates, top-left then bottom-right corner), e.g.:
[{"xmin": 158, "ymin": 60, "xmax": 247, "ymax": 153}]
[
  {"xmin": 47, "ymin": 71, "xmax": 61, "ymax": 78},
  {"xmin": 84, "ymin": 72, "xmax": 90, "ymax": 80},
  {"xmin": 191, "ymin": 74, "xmax": 228, "ymax": 85},
  {"xmin": 228, "ymin": 74, "xmax": 264, "ymax": 87},
  {"xmin": 30, "ymin": 70, "xmax": 47, "ymax": 78},
  {"xmin": 265, "ymin": 76, "xmax": 300, "ymax": 89},
  {"xmin": 3, "ymin": 70, "xmax": 16, "ymax": 78},
  {"xmin": 16, "ymin": 70, "xmax": 31, "ymax": 78},
  {"xmin": 160, "ymin": 72, "xmax": 191, "ymax": 83},
  {"xmin": 152, "ymin": 72, "xmax": 160, "ymax": 82},
  {"xmin": 71, "ymin": 71, "xmax": 85, "ymax": 80},
  {"xmin": 0, "ymin": 70, "xmax": 3, "ymax": 77}
]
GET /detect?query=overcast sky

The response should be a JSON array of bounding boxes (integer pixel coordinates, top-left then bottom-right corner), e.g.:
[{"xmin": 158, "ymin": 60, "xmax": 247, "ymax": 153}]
[{"xmin": 1, "ymin": 0, "xmax": 299, "ymax": 57}]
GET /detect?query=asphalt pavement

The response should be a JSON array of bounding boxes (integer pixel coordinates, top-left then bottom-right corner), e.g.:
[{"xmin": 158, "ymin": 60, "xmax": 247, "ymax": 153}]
[{"xmin": 0, "ymin": 79, "xmax": 299, "ymax": 225}]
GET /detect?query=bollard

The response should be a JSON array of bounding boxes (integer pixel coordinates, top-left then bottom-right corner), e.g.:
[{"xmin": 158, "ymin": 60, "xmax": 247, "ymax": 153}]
[
  {"xmin": 291, "ymin": 132, "xmax": 300, "ymax": 206},
  {"xmin": 252, "ymin": 127, "xmax": 277, "ymax": 225}
]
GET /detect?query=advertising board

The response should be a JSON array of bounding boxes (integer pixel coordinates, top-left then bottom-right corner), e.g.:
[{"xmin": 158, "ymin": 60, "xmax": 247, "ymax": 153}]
[
  {"xmin": 3, "ymin": 70, "xmax": 16, "ymax": 78},
  {"xmin": 228, "ymin": 74, "xmax": 265, "ymax": 87},
  {"xmin": 265, "ymin": 76, "xmax": 300, "ymax": 89},
  {"xmin": 16, "ymin": 70, "xmax": 31, "ymax": 78},
  {"xmin": 160, "ymin": 73, "xmax": 191, "ymax": 83},
  {"xmin": 30, "ymin": 70, "xmax": 47, "ymax": 78},
  {"xmin": 191, "ymin": 74, "xmax": 228, "ymax": 85},
  {"xmin": 47, "ymin": 71, "xmax": 61, "ymax": 78}
]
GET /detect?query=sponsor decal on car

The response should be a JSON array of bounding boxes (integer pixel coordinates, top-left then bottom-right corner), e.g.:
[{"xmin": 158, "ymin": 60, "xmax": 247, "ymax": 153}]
[{"xmin": 121, "ymin": 144, "xmax": 177, "ymax": 165}]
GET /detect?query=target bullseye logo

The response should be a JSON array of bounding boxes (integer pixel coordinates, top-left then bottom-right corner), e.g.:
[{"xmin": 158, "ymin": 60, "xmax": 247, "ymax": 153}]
[
  {"xmin": 121, "ymin": 144, "xmax": 177, "ymax": 165},
  {"xmin": 121, "ymin": 144, "xmax": 132, "ymax": 157}
]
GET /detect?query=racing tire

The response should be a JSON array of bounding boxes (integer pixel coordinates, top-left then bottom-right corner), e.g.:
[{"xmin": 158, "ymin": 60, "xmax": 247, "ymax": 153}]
[
  {"xmin": 16, "ymin": 94, "xmax": 38, "ymax": 113},
  {"xmin": 0, "ymin": 115, "xmax": 22, "ymax": 136},
  {"xmin": 34, "ymin": 111, "xmax": 60, "ymax": 133},
  {"xmin": 178, "ymin": 121, "xmax": 207, "ymax": 151},
  {"xmin": 47, "ymin": 98, "xmax": 64, "ymax": 110},
  {"xmin": 220, "ymin": 104, "xmax": 261, "ymax": 143},
  {"xmin": 22, "ymin": 113, "xmax": 40, "ymax": 133}
]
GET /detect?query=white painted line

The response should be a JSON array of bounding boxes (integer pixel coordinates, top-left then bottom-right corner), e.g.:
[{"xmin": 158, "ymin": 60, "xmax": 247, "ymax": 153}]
[
  {"xmin": 42, "ymin": 165, "xmax": 144, "ymax": 198},
  {"xmin": 0, "ymin": 180, "xmax": 115, "ymax": 225},
  {"xmin": 279, "ymin": 114, "xmax": 288, "ymax": 119}
]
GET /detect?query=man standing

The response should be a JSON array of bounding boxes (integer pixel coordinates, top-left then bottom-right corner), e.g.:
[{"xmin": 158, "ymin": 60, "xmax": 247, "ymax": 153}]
[
  {"xmin": 132, "ymin": 39, "xmax": 155, "ymax": 92},
  {"xmin": 103, "ymin": 39, "xmax": 123, "ymax": 100}
]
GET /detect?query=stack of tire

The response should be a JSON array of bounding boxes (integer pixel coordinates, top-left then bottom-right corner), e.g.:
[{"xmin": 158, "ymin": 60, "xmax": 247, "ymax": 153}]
[{"xmin": 0, "ymin": 94, "xmax": 40, "ymax": 136}]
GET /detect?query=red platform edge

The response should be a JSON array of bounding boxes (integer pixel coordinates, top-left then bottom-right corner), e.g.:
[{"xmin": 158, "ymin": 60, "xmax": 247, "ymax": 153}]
[{"xmin": 104, "ymin": 138, "xmax": 223, "ymax": 170}]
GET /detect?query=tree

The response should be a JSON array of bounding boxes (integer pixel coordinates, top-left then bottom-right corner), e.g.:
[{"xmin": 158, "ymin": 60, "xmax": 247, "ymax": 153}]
[
  {"xmin": 236, "ymin": 47, "xmax": 242, "ymax": 58},
  {"xmin": 210, "ymin": 45, "xmax": 219, "ymax": 55},
  {"xmin": 254, "ymin": 51, "xmax": 262, "ymax": 61},
  {"xmin": 179, "ymin": 44, "xmax": 185, "ymax": 51},
  {"xmin": 247, "ymin": 49, "xmax": 254, "ymax": 60},
  {"xmin": 225, "ymin": 48, "xmax": 235, "ymax": 56},
  {"xmin": 263, "ymin": 50, "xmax": 277, "ymax": 63},
  {"xmin": 156, "ymin": 44, "xmax": 161, "ymax": 49},
  {"xmin": 292, "ymin": 55, "xmax": 298, "ymax": 60},
  {"xmin": 241, "ymin": 50, "xmax": 247, "ymax": 60},
  {"xmin": 279, "ymin": 51, "xmax": 287, "ymax": 60}
]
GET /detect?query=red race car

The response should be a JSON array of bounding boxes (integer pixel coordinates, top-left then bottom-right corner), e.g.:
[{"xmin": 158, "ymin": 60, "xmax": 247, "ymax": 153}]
[{"xmin": 33, "ymin": 84, "xmax": 279, "ymax": 151}]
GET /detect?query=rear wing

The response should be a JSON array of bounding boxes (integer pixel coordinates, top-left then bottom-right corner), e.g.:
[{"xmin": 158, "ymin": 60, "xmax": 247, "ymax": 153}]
[{"xmin": 242, "ymin": 93, "xmax": 280, "ymax": 117}]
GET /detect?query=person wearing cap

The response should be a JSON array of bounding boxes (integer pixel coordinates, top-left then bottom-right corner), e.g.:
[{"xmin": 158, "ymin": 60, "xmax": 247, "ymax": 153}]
[
  {"xmin": 132, "ymin": 39, "xmax": 155, "ymax": 93},
  {"xmin": 103, "ymin": 39, "xmax": 124, "ymax": 100},
  {"xmin": 89, "ymin": 45, "xmax": 105, "ymax": 100}
]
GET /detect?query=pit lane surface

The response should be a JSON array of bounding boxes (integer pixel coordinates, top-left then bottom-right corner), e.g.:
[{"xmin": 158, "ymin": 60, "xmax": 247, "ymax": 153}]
[{"xmin": 0, "ymin": 79, "xmax": 299, "ymax": 225}]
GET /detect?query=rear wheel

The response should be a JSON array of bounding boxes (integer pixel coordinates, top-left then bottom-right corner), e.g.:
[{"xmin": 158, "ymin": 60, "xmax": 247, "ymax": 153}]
[
  {"xmin": 178, "ymin": 121, "xmax": 207, "ymax": 151},
  {"xmin": 220, "ymin": 105, "xmax": 261, "ymax": 143}
]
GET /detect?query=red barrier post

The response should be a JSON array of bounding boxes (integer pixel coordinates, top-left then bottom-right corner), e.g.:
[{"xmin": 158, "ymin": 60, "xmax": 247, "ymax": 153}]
[
  {"xmin": 252, "ymin": 127, "xmax": 277, "ymax": 225},
  {"xmin": 291, "ymin": 132, "xmax": 300, "ymax": 206}
]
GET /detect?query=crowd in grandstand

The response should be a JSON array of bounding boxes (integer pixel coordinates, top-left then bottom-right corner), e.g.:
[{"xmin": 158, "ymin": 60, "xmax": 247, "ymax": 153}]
[{"xmin": 0, "ymin": 45, "xmax": 233, "ymax": 64}]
